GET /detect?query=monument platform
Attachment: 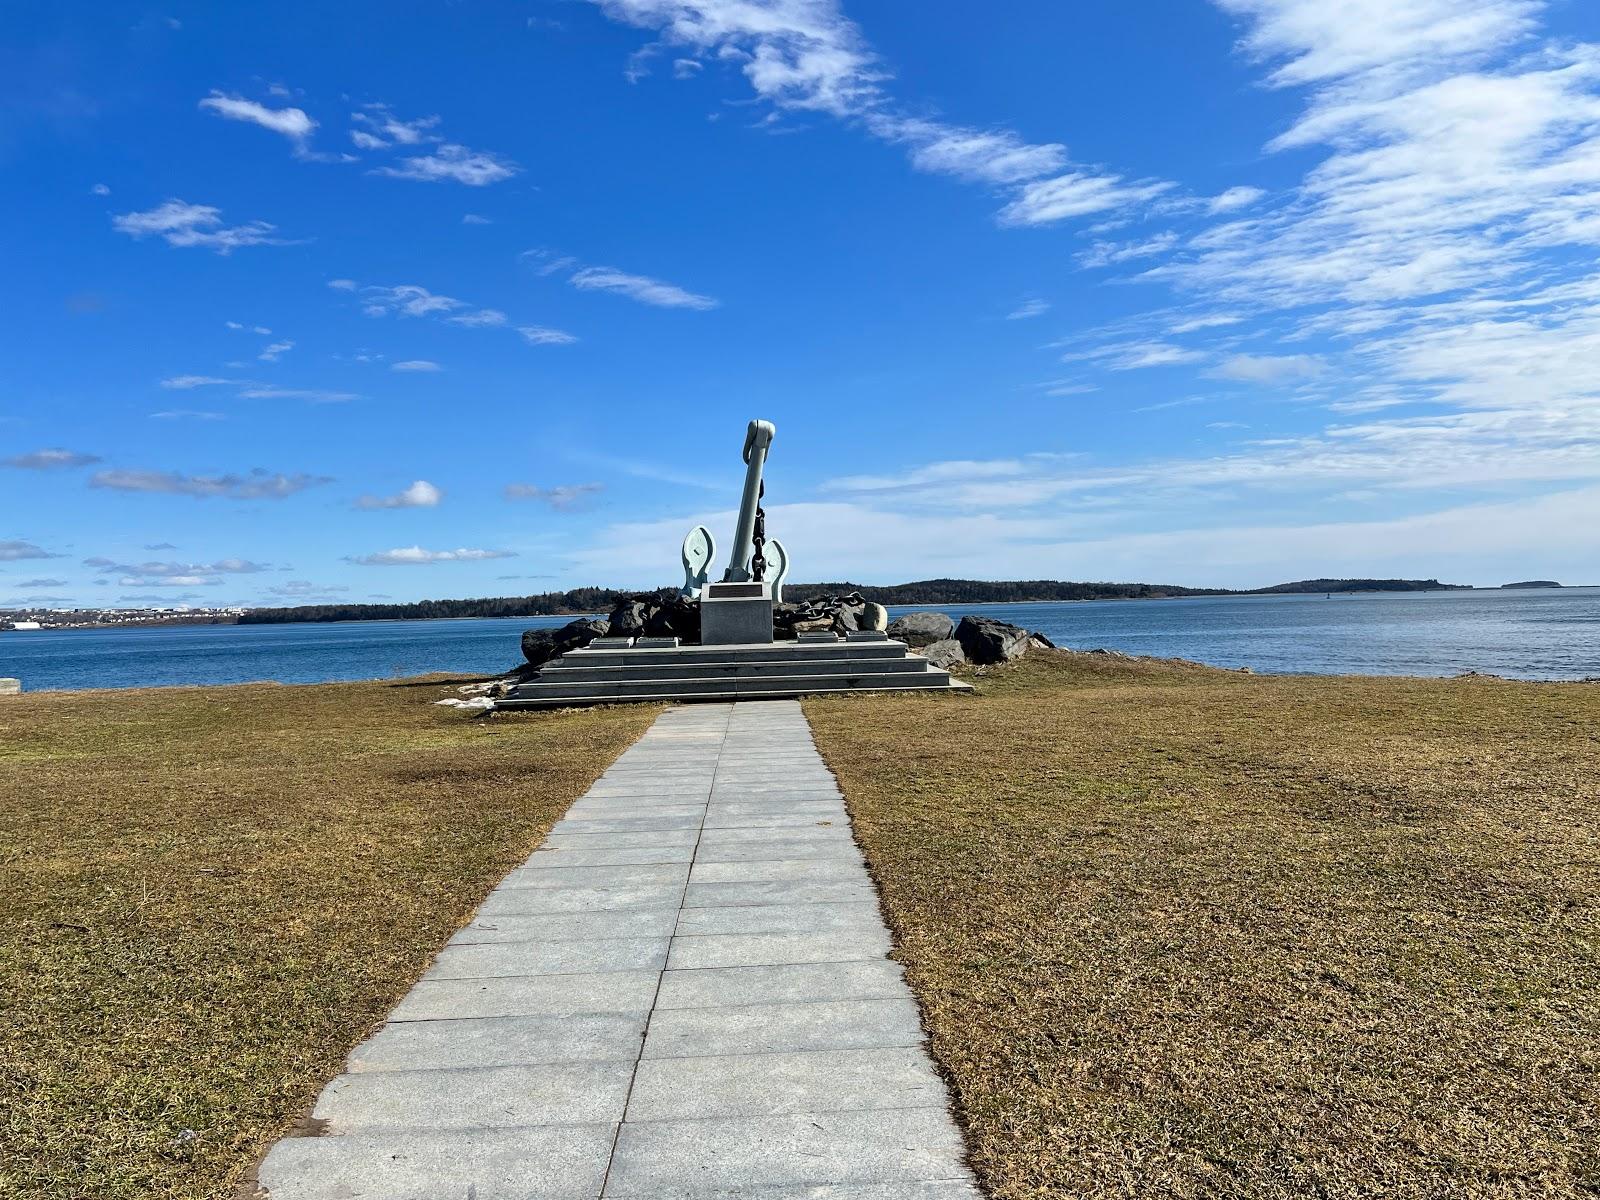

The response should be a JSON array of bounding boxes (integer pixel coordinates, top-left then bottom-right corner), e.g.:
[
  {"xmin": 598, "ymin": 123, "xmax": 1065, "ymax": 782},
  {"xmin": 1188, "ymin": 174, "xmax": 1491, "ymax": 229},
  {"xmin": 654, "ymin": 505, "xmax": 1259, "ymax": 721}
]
[{"xmin": 497, "ymin": 637, "xmax": 971, "ymax": 709}]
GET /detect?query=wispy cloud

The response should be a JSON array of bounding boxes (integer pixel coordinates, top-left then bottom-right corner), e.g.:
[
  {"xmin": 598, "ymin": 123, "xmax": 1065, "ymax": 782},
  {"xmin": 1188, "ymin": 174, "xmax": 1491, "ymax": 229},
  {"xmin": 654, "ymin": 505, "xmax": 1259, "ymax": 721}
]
[
  {"xmin": 161, "ymin": 375, "xmax": 236, "ymax": 389},
  {"xmin": 15, "ymin": 578, "xmax": 68, "ymax": 589},
  {"xmin": 265, "ymin": 580, "xmax": 351, "ymax": 599},
  {"xmin": 236, "ymin": 387, "xmax": 359, "ymax": 403},
  {"xmin": 199, "ymin": 91, "xmax": 316, "ymax": 145},
  {"xmin": 89, "ymin": 468, "xmax": 333, "ymax": 499},
  {"xmin": 346, "ymin": 545, "xmax": 515, "ymax": 565},
  {"xmin": 359, "ymin": 283, "xmax": 463, "ymax": 318},
  {"xmin": 375, "ymin": 143, "xmax": 519, "ymax": 186},
  {"xmin": 258, "ymin": 340, "xmax": 293, "ymax": 362},
  {"xmin": 3, "ymin": 448, "xmax": 101, "ymax": 469},
  {"xmin": 354, "ymin": 480, "xmax": 443, "ymax": 509},
  {"xmin": 1207, "ymin": 353, "xmax": 1324, "ymax": 384},
  {"xmin": 85, "ymin": 555, "xmax": 271, "ymax": 589},
  {"xmin": 0, "ymin": 540, "xmax": 63, "ymax": 561},
  {"xmin": 391, "ymin": 359, "xmax": 442, "ymax": 372},
  {"xmin": 590, "ymin": 0, "xmax": 1172, "ymax": 228},
  {"xmin": 505, "ymin": 481, "xmax": 604, "ymax": 509},
  {"xmin": 150, "ymin": 410, "xmax": 226, "ymax": 421},
  {"xmin": 1006, "ymin": 298, "xmax": 1050, "ymax": 321},
  {"xmin": 112, "ymin": 199, "xmax": 289, "ymax": 254},
  {"xmin": 569, "ymin": 266, "xmax": 718, "ymax": 309},
  {"xmin": 519, "ymin": 325, "xmax": 578, "ymax": 345}
]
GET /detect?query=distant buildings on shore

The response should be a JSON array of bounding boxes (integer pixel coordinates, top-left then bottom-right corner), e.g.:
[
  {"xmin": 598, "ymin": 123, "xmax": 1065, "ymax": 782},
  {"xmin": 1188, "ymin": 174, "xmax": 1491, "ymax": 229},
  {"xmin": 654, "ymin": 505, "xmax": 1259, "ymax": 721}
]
[{"xmin": 1, "ymin": 606, "xmax": 248, "ymax": 630}]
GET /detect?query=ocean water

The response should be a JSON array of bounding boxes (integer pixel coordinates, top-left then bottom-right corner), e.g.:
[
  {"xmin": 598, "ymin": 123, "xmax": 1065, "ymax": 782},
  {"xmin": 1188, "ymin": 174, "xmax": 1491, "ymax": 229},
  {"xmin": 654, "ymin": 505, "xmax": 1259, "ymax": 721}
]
[{"xmin": 1, "ymin": 588, "xmax": 1596, "ymax": 692}]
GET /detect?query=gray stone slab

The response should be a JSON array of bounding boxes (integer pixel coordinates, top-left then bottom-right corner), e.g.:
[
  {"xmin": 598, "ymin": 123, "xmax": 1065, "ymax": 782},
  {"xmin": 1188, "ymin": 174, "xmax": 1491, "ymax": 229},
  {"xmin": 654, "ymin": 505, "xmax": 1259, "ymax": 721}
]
[
  {"xmin": 541, "ymin": 829, "xmax": 699, "ymax": 850},
  {"xmin": 315, "ymin": 1061, "xmax": 635, "ymax": 1131},
  {"xmin": 666, "ymin": 928, "xmax": 889, "ymax": 970},
  {"xmin": 691, "ymin": 837, "xmax": 862, "ymax": 863},
  {"xmin": 688, "ymin": 858, "xmax": 869, "ymax": 885},
  {"xmin": 553, "ymin": 815, "xmax": 704, "ymax": 834},
  {"xmin": 500, "ymin": 863, "xmax": 689, "ymax": 890},
  {"xmin": 450, "ymin": 908, "xmax": 680, "ymax": 945},
  {"xmin": 674, "ymin": 901, "xmax": 883, "ymax": 937},
  {"xmin": 478, "ymin": 883, "xmax": 684, "ymax": 916},
  {"xmin": 351, "ymin": 1013, "xmax": 645, "ymax": 1071},
  {"xmin": 655, "ymin": 960, "xmax": 907, "ymax": 1010},
  {"xmin": 625, "ymin": 1047, "xmax": 944, "ymax": 1121},
  {"xmin": 390, "ymin": 970, "xmax": 660, "ymax": 1021},
  {"xmin": 564, "ymin": 796, "xmax": 706, "ymax": 813},
  {"xmin": 431, "ymin": 936, "xmax": 669, "ymax": 979},
  {"xmin": 642, "ymin": 998, "xmax": 922, "ymax": 1059},
  {"xmin": 603, "ymin": 1108, "xmax": 971, "ymax": 1196},
  {"xmin": 528, "ymin": 844, "xmax": 695, "ymax": 867},
  {"xmin": 696, "ymin": 825, "xmax": 855, "ymax": 845},
  {"xmin": 258, "ymin": 1124, "xmax": 616, "ymax": 1199},
  {"xmin": 683, "ymin": 880, "xmax": 878, "ymax": 908},
  {"xmin": 700, "ymin": 811, "xmax": 848, "ymax": 831}
]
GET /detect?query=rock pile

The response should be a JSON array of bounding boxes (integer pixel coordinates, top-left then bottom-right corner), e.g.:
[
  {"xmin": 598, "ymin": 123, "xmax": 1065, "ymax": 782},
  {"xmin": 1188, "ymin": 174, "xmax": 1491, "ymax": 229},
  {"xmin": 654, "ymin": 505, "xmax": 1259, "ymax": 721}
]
[
  {"xmin": 773, "ymin": 592, "xmax": 888, "ymax": 639},
  {"xmin": 892, "ymin": 613, "xmax": 1055, "ymax": 668}
]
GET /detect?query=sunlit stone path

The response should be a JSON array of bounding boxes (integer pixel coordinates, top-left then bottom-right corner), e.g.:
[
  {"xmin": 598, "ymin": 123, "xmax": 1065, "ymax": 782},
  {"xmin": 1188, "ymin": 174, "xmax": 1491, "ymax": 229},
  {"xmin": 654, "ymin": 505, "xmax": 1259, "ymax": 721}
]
[{"xmin": 256, "ymin": 699, "xmax": 979, "ymax": 1199}]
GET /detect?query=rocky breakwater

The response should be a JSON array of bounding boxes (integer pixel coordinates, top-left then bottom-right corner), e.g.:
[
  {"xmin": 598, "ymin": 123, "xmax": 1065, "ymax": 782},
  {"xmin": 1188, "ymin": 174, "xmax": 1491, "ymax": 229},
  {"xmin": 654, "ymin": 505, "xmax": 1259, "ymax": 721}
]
[{"xmin": 887, "ymin": 612, "xmax": 1055, "ymax": 669}]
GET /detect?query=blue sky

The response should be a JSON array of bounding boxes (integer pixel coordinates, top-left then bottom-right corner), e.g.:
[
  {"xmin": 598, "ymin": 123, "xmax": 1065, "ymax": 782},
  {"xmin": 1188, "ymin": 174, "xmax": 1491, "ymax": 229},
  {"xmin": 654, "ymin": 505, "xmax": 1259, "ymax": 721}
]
[{"xmin": 5, "ymin": 0, "xmax": 1600, "ymax": 609}]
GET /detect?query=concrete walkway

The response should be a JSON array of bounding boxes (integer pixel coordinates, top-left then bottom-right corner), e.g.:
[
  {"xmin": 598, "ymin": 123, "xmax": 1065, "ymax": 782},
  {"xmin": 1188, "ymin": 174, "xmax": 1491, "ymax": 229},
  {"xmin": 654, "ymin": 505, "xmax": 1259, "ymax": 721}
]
[{"xmin": 257, "ymin": 700, "xmax": 979, "ymax": 1199}]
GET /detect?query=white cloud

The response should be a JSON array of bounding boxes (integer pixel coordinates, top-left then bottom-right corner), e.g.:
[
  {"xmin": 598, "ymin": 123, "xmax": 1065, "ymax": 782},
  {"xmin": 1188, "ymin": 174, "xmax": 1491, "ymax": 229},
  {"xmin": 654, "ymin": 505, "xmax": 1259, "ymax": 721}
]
[
  {"xmin": 1207, "ymin": 352, "xmax": 1325, "ymax": 383},
  {"xmin": 91, "ymin": 182, "xmax": 110, "ymax": 196},
  {"xmin": 505, "ymin": 482, "xmax": 604, "ymax": 509},
  {"xmin": 1006, "ymin": 298, "xmax": 1050, "ymax": 320},
  {"xmin": 3, "ymin": 448, "xmax": 102, "ymax": 469},
  {"xmin": 112, "ymin": 200, "xmax": 287, "ymax": 254},
  {"xmin": 375, "ymin": 144, "xmax": 518, "ymax": 186},
  {"xmin": 150, "ymin": 410, "xmax": 225, "ymax": 421},
  {"xmin": 568, "ymin": 266, "xmax": 718, "ymax": 309},
  {"xmin": 0, "ymin": 540, "xmax": 63, "ymax": 561},
  {"xmin": 391, "ymin": 359, "xmax": 442, "ymax": 372},
  {"xmin": 199, "ymin": 92, "xmax": 316, "ymax": 144},
  {"xmin": 999, "ymin": 173, "xmax": 1172, "ymax": 227},
  {"xmin": 589, "ymin": 0, "xmax": 1171, "ymax": 228},
  {"xmin": 1207, "ymin": 185, "xmax": 1266, "ymax": 213},
  {"xmin": 266, "ymin": 580, "xmax": 351, "ymax": 599},
  {"xmin": 355, "ymin": 479, "xmax": 443, "ymax": 509},
  {"xmin": 352, "ymin": 105, "xmax": 441, "ymax": 146},
  {"xmin": 327, "ymin": 278, "xmax": 358, "ymax": 291},
  {"xmin": 1064, "ymin": 339, "xmax": 1206, "ymax": 371},
  {"xmin": 88, "ymin": 469, "xmax": 332, "ymax": 499},
  {"xmin": 461, "ymin": 213, "xmax": 493, "ymax": 225},
  {"xmin": 359, "ymin": 283, "xmax": 463, "ymax": 318},
  {"xmin": 519, "ymin": 325, "xmax": 579, "ymax": 345},
  {"xmin": 236, "ymin": 386, "xmax": 359, "ymax": 403},
  {"xmin": 258, "ymin": 340, "xmax": 293, "ymax": 362},
  {"xmin": 346, "ymin": 545, "xmax": 515, "ymax": 565},
  {"xmin": 449, "ymin": 308, "xmax": 508, "ymax": 327}
]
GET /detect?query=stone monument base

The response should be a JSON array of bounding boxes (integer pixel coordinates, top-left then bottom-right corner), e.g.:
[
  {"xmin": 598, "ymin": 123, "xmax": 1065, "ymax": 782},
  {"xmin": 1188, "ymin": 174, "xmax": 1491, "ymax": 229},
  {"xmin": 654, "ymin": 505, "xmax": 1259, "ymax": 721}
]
[{"xmin": 699, "ymin": 581, "xmax": 775, "ymax": 645}]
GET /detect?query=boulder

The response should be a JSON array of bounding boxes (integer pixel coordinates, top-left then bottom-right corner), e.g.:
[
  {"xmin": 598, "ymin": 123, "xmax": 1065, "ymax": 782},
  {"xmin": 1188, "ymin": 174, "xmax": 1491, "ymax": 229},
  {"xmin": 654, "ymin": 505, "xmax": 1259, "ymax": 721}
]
[
  {"xmin": 921, "ymin": 638, "xmax": 967, "ymax": 669},
  {"xmin": 521, "ymin": 617, "xmax": 608, "ymax": 668},
  {"xmin": 646, "ymin": 596, "xmax": 699, "ymax": 641},
  {"xmin": 607, "ymin": 599, "xmax": 650, "ymax": 638},
  {"xmin": 955, "ymin": 615, "xmax": 1032, "ymax": 665},
  {"xmin": 887, "ymin": 611, "xmax": 954, "ymax": 647},
  {"xmin": 860, "ymin": 602, "xmax": 888, "ymax": 632}
]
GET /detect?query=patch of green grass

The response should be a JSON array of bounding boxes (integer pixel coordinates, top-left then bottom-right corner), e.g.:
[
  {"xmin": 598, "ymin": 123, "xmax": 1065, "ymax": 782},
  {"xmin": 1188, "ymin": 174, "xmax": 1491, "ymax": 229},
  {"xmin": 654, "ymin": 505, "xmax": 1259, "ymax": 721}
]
[
  {"xmin": 0, "ymin": 678, "xmax": 657, "ymax": 1200},
  {"xmin": 805, "ymin": 653, "xmax": 1600, "ymax": 1199}
]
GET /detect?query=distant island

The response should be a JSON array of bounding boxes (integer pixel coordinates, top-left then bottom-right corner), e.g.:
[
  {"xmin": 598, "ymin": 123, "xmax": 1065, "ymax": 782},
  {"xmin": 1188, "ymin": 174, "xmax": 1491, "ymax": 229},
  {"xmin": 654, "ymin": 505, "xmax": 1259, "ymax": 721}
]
[
  {"xmin": 233, "ymin": 577, "xmax": 1470, "ymax": 626},
  {"xmin": 1502, "ymin": 580, "xmax": 1562, "ymax": 589}
]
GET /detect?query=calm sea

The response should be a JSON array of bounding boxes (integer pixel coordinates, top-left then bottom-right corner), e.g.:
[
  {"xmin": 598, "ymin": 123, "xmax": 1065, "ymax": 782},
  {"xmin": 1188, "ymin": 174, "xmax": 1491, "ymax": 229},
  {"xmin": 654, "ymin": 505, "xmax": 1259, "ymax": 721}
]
[{"xmin": 2, "ymin": 588, "xmax": 1596, "ymax": 692}]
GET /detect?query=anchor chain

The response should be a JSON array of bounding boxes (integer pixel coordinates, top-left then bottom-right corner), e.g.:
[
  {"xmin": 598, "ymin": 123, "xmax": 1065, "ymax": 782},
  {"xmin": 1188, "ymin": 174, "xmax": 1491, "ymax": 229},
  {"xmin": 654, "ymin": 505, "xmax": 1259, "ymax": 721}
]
[{"xmin": 751, "ymin": 480, "xmax": 767, "ymax": 582}]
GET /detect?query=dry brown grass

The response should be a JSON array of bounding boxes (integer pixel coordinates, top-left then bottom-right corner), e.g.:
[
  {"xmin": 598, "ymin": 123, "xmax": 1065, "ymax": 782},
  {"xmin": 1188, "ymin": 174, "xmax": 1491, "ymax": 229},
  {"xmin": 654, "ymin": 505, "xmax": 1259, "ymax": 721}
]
[
  {"xmin": 805, "ymin": 652, "xmax": 1600, "ymax": 1200},
  {"xmin": 0, "ymin": 678, "xmax": 658, "ymax": 1200}
]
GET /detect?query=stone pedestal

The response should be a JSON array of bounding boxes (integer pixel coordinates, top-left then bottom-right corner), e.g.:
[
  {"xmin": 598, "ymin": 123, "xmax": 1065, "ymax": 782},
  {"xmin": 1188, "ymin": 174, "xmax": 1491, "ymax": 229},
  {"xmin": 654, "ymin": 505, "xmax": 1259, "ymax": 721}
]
[{"xmin": 699, "ymin": 581, "xmax": 774, "ymax": 645}]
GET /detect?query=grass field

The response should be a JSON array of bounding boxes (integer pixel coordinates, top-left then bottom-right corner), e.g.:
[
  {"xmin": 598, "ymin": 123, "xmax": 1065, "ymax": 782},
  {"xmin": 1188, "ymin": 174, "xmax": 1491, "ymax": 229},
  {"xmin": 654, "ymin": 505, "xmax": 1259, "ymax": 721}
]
[
  {"xmin": 0, "ymin": 678, "xmax": 658, "ymax": 1200},
  {"xmin": 804, "ymin": 653, "xmax": 1600, "ymax": 1199}
]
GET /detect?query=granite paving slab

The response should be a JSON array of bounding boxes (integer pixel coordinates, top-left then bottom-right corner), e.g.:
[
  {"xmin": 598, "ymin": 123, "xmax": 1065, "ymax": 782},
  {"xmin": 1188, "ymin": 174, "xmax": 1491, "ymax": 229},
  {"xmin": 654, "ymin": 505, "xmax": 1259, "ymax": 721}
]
[{"xmin": 254, "ymin": 700, "xmax": 975, "ymax": 1200}]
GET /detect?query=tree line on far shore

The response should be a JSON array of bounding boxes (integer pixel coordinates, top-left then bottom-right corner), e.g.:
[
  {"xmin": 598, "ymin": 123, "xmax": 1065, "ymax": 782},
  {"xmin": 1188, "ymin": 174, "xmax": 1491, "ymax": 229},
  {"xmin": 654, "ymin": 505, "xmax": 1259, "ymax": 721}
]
[{"xmin": 234, "ymin": 577, "xmax": 1465, "ymax": 625}]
